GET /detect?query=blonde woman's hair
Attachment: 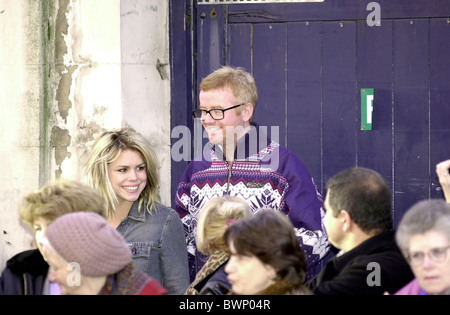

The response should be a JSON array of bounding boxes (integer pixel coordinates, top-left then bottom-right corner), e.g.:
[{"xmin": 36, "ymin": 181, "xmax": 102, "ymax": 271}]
[
  {"xmin": 84, "ymin": 127, "xmax": 160, "ymax": 218},
  {"xmin": 20, "ymin": 179, "xmax": 107, "ymax": 228},
  {"xmin": 196, "ymin": 195, "xmax": 252, "ymax": 255}
]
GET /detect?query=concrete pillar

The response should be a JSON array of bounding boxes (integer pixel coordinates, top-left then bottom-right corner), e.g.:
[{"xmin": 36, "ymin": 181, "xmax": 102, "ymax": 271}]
[
  {"xmin": 0, "ymin": 0, "xmax": 41, "ymax": 270},
  {"xmin": 120, "ymin": 0, "xmax": 172, "ymax": 206},
  {"xmin": 0, "ymin": 0, "xmax": 171, "ymax": 271}
]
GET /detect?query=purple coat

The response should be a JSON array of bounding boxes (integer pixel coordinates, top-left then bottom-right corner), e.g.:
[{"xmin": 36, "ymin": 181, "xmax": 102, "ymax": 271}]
[{"xmin": 394, "ymin": 279, "xmax": 424, "ymax": 295}]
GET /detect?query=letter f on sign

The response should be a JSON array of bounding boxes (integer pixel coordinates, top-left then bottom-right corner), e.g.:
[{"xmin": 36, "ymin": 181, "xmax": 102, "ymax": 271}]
[{"xmin": 361, "ymin": 89, "xmax": 374, "ymax": 131}]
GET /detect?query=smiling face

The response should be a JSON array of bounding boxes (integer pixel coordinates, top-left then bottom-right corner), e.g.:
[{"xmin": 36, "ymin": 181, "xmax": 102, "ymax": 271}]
[
  {"xmin": 199, "ymin": 86, "xmax": 252, "ymax": 148},
  {"xmin": 107, "ymin": 149, "xmax": 147, "ymax": 207}
]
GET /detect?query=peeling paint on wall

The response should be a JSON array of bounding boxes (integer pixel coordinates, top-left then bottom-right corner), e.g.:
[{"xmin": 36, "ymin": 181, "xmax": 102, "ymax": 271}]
[
  {"xmin": 56, "ymin": 65, "xmax": 77, "ymax": 122},
  {"xmin": 54, "ymin": 0, "xmax": 73, "ymax": 124},
  {"xmin": 75, "ymin": 120, "xmax": 103, "ymax": 144},
  {"xmin": 55, "ymin": 0, "xmax": 69, "ymax": 65},
  {"xmin": 51, "ymin": 126, "xmax": 72, "ymax": 177},
  {"xmin": 1, "ymin": 0, "xmax": 171, "ymax": 270}
]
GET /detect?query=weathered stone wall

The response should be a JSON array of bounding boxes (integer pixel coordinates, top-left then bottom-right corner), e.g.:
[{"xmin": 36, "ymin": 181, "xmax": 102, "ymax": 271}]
[
  {"xmin": 0, "ymin": 0, "xmax": 171, "ymax": 271},
  {"xmin": 0, "ymin": 0, "xmax": 42, "ymax": 271}
]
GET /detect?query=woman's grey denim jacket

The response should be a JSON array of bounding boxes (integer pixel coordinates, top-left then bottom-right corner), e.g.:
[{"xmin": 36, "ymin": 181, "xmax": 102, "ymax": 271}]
[{"xmin": 116, "ymin": 200, "xmax": 190, "ymax": 294}]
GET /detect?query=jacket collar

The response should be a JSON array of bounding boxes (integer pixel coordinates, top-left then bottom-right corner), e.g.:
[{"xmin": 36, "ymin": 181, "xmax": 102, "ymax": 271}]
[
  {"xmin": 125, "ymin": 200, "xmax": 147, "ymax": 223},
  {"xmin": 6, "ymin": 249, "xmax": 48, "ymax": 275},
  {"xmin": 333, "ymin": 230, "xmax": 397, "ymax": 269}
]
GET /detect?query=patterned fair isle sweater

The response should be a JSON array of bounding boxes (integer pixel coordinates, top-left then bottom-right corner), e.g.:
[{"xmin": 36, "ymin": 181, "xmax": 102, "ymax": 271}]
[{"xmin": 175, "ymin": 124, "xmax": 331, "ymax": 281}]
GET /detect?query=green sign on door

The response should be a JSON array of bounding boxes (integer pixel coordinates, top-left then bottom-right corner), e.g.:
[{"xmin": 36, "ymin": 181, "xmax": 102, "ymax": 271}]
[{"xmin": 361, "ymin": 88, "xmax": 374, "ymax": 131}]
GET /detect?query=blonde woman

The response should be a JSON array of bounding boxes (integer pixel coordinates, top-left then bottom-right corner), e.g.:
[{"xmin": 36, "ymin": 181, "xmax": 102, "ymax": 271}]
[
  {"xmin": 185, "ymin": 195, "xmax": 252, "ymax": 295},
  {"xmin": 85, "ymin": 127, "xmax": 189, "ymax": 294}
]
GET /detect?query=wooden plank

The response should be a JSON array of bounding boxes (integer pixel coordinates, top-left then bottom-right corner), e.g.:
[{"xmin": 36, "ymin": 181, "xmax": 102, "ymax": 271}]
[
  {"xmin": 356, "ymin": 20, "xmax": 394, "ymax": 188},
  {"xmin": 286, "ymin": 21, "xmax": 323, "ymax": 192},
  {"xmin": 393, "ymin": 19, "xmax": 430, "ymax": 225},
  {"xmin": 430, "ymin": 18, "xmax": 450, "ymax": 199},
  {"xmin": 322, "ymin": 21, "xmax": 357, "ymax": 182},
  {"xmin": 228, "ymin": 24, "xmax": 253, "ymax": 72},
  {"xmin": 170, "ymin": 0, "xmax": 194, "ymax": 206},
  {"xmin": 196, "ymin": 4, "xmax": 228, "ymax": 81},
  {"xmin": 252, "ymin": 23, "xmax": 287, "ymax": 146},
  {"xmin": 228, "ymin": 0, "xmax": 450, "ymax": 23}
]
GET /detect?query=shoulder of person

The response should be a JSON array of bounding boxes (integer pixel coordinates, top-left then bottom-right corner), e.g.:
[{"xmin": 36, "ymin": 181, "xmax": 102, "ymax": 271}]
[
  {"xmin": 148, "ymin": 203, "xmax": 184, "ymax": 226},
  {"xmin": 152, "ymin": 202, "xmax": 180, "ymax": 215}
]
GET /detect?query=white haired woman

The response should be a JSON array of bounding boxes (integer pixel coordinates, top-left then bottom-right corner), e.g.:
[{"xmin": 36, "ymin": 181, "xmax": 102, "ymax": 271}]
[{"xmin": 394, "ymin": 199, "xmax": 450, "ymax": 295}]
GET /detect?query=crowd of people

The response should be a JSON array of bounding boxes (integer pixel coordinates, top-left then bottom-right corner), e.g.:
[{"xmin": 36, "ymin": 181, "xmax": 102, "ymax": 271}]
[{"xmin": 1, "ymin": 66, "xmax": 449, "ymax": 295}]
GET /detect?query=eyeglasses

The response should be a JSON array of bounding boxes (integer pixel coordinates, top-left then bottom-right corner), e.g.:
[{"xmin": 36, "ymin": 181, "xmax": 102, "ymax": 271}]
[
  {"xmin": 407, "ymin": 245, "xmax": 450, "ymax": 267},
  {"xmin": 192, "ymin": 103, "xmax": 244, "ymax": 121}
]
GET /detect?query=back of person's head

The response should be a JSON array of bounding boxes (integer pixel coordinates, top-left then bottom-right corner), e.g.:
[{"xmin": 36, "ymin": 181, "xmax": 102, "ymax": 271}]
[
  {"xmin": 20, "ymin": 179, "xmax": 107, "ymax": 227},
  {"xmin": 224, "ymin": 210, "xmax": 307, "ymax": 287},
  {"xmin": 84, "ymin": 126, "xmax": 160, "ymax": 216},
  {"xmin": 43, "ymin": 212, "xmax": 132, "ymax": 277},
  {"xmin": 326, "ymin": 167, "xmax": 393, "ymax": 234},
  {"xmin": 200, "ymin": 66, "xmax": 258, "ymax": 112},
  {"xmin": 396, "ymin": 199, "xmax": 450, "ymax": 256},
  {"xmin": 196, "ymin": 195, "xmax": 251, "ymax": 255}
]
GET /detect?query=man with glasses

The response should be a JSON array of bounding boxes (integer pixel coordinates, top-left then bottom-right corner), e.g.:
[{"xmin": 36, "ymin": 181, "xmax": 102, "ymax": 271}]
[
  {"xmin": 394, "ymin": 199, "xmax": 450, "ymax": 295},
  {"xmin": 306, "ymin": 167, "xmax": 414, "ymax": 295},
  {"xmin": 175, "ymin": 66, "xmax": 331, "ymax": 283}
]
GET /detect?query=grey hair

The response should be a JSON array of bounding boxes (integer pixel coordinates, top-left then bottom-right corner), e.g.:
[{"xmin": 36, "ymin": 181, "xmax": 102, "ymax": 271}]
[{"xmin": 395, "ymin": 199, "xmax": 450, "ymax": 255}]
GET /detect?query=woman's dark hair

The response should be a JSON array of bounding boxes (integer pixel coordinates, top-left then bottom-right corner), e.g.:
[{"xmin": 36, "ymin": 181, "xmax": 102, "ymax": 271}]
[{"xmin": 224, "ymin": 210, "xmax": 307, "ymax": 286}]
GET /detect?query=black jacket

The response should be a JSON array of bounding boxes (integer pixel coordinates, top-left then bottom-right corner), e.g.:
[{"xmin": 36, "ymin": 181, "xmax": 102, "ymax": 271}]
[
  {"xmin": 306, "ymin": 230, "xmax": 414, "ymax": 295},
  {"xmin": 0, "ymin": 249, "xmax": 49, "ymax": 295}
]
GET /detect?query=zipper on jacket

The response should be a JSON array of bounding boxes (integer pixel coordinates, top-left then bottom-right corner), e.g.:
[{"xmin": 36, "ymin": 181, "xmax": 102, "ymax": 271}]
[
  {"xmin": 226, "ymin": 161, "xmax": 233, "ymax": 194},
  {"xmin": 23, "ymin": 274, "xmax": 29, "ymax": 295}
]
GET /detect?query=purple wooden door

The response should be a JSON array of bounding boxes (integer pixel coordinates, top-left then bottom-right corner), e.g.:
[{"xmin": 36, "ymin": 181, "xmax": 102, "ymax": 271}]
[{"xmin": 170, "ymin": 0, "xmax": 450, "ymax": 225}]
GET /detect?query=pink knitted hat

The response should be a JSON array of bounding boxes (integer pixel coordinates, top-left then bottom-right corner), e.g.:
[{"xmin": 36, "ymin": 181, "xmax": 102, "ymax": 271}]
[{"xmin": 45, "ymin": 212, "xmax": 132, "ymax": 277}]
